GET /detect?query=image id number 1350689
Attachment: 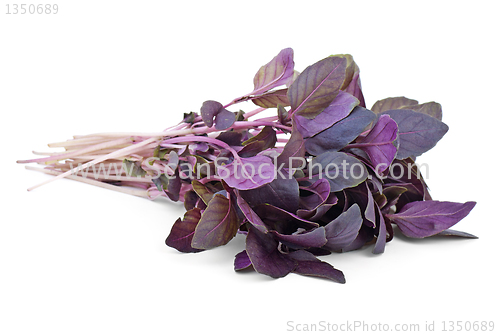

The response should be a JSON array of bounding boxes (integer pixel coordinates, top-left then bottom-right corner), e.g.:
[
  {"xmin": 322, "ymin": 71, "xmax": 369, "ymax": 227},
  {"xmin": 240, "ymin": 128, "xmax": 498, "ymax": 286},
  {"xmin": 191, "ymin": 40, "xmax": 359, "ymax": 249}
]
[{"xmin": 5, "ymin": 4, "xmax": 58, "ymax": 14}]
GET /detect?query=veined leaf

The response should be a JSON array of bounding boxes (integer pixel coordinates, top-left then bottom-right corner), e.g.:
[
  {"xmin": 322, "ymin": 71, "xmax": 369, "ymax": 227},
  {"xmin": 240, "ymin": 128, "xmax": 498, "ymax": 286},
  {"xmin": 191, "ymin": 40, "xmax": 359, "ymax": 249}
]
[
  {"xmin": 382, "ymin": 109, "xmax": 448, "ymax": 159},
  {"xmin": 386, "ymin": 201, "xmax": 476, "ymax": 238},
  {"xmin": 246, "ymin": 225, "xmax": 296, "ymax": 278},
  {"xmin": 166, "ymin": 208, "xmax": 204, "ymax": 253},
  {"xmin": 305, "ymin": 106, "xmax": 376, "ymax": 156},
  {"xmin": 371, "ymin": 96, "xmax": 419, "ymax": 114},
  {"xmin": 191, "ymin": 194, "xmax": 239, "ymax": 249},
  {"xmin": 251, "ymin": 88, "xmax": 290, "ymax": 108},
  {"xmin": 308, "ymin": 151, "xmax": 369, "ymax": 192},
  {"xmin": 294, "ymin": 91, "xmax": 360, "ymax": 138},
  {"xmin": 288, "ymin": 56, "xmax": 347, "ymax": 119},
  {"xmin": 252, "ymin": 48, "xmax": 295, "ymax": 96}
]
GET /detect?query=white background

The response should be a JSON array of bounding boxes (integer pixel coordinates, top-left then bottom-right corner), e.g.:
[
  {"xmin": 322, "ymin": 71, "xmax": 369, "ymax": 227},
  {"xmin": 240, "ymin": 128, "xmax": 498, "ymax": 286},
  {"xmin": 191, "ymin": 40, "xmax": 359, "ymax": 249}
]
[{"xmin": 1, "ymin": 1, "xmax": 499, "ymax": 333}]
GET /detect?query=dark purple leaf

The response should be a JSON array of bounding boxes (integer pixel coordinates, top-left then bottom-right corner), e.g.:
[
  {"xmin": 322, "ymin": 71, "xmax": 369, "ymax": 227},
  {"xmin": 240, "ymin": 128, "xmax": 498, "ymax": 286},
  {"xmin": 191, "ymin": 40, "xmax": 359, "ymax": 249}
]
[
  {"xmin": 323, "ymin": 204, "xmax": 363, "ymax": 251},
  {"xmin": 216, "ymin": 131, "xmax": 243, "ymax": 146},
  {"xmin": 381, "ymin": 186, "xmax": 407, "ymax": 212},
  {"xmin": 386, "ymin": 201, "xmax": 476, "ymax": 238},
  {"xmin": 252, "ymin": 48, "xmax": 295, "ymax": 96},
  {"xmin": 200, "ymin": 100, "xmax": 236, "ymax": 130},
  {"xmin": 236, "ymin": 195, "xmax": 268, "ymax": 234},
  {"xmin": 166, "ymin": 169, "xmax": 181, "ymax": 201},
  {"xmin": 234, "ymin": 250, "xmax": 252, "ymax": 271},
  {"xmin": 401, "ymin": 101, "xmax": 442, "ymax": 121},
  {"xmin": 371, "ymin": 96, "xmax": 418, "ymax": 114},
  {"xmin": 245, "ymin": 225, "xmax": 296, "ymax": 278},
  {"xmin": 435, "ymin": 229, "xmax": 478, "ymax": 238},
  {"xmin": 240, "ymin": 174, "xmax": 299, "ymax": 213},
  {"xmin": 271, "ymin": 227, "xmax": 327, "ymax": 249},
  {"xmin": 305, "ymin": 106, "xmax": 376, "ymax": 155},
  {"xmin": 253, "ymin": 204, "xmax": 319, "ymax": 235},
  {"xmin": 239, "ymin": 126, "xmax": 277, "ymax": 157},
  {"xmin": 276, "ymin": 125, "xmax": 305, "ymax": 169},
  {"xmin": 355, "ymin": 114, "xmax": 398, "ymax": 172},
  {"xmin": 252, "ymin": 89, "xmax": 290, "ymax": 108},
  {"xmin": 277, "ymin": 104, "xmax": 290, "ymax": 125},
  {"xmin": 338, "ymin": 54, "xmax": 365, "ymax": 107},
  {"xmin": 308, "ymin": 151, "xmax": 368, "ymax": 192},
  {"xmin": 288, "ymin": 250, "xmax": 345, "ymax": 283},
  {"xmin": 299, "ymin": 179, "xmax": 330, "ymax": 211},
  {"xmin": 191, "ymin": 179, "xmax": 214, "ymax": 205},
  {"xmin": 382, "ymin": 109, "xmax": 448, "ymax": 159},
  {"xmin": 298, "ymin": 193, "xmax": 338, "ymax": 221},
  {"xmin": 373, "ymin": 204, "xmax": 387, "ymax": 254},
  {"xmin": 294, "ymin": 91, "xmax": 360, "ymax": 138},
  {"xmin": 344, "ymin": 182, "xmax": 376, "ymax": 227},
  {"xmin": 217, "ymin": 155, "xmax": 275, "ymax": 190},
  {"xmin": 183, "ymin": 190, "xmax": 199, "ymax": 211},
  {"xmin": 288, "ymin": 56, "xmax": 347, "ymax": 119},
  {"xmin": 191, "ymin": 194, "xmax": 239, "ymax": 249},
  {"xmin": 166, "ymin": 208, "xmax": 204, "ymax": 253},
  {"xmin": 340, "ymin": 224, "xmax": 375, "ymax": 252}
]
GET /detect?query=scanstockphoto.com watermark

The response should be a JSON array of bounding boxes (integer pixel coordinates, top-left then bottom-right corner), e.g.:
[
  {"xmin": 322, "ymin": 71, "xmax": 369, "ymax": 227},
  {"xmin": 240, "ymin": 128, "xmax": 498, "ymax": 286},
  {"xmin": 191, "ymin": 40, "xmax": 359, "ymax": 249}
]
[
  {"xmin": 65, "ymin": 156, "xmax": 430, "ymax": 183},
  {"xmin": 286, "ymin": 320, "xmax": 495, "ymax": 332}
]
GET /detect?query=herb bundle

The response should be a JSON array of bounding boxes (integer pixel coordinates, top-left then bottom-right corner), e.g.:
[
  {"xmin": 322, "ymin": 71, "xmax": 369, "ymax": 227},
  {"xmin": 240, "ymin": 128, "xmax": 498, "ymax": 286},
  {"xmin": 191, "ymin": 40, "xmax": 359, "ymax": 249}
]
[{"xmin": 19, "ymin": 48, "xmax": 476, "ymax": 283}]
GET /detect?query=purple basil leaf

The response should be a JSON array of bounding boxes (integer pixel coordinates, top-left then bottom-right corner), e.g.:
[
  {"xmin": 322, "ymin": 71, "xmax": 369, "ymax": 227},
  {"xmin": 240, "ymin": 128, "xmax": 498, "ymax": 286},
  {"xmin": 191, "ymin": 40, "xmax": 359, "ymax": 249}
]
[
  {"xmin": 288, "ymin": 56, "xmax": 347, "ymax": 119},
  {"xmin": 191, "ymin": 194, "xmax": 239, "ymax": 249},
  {"xmin": 245, "ymin": 225, "xmax": 296, "ymax": 278},
  {"xmin": 200, "ymin": 100, "xmax": 222, "ymax": 128},
  {"xmin": 355, "ymin": 114, "xmax": 398, "ymax": 172},
  {"xmin": 166, "ymin": 208, "xmax": 204, "ymax": 253},
  {"xmin": 184, "ymin": 190, "xmax": 199, "ymax": 211},
  {"xmin": 200, "ymin": 100, "xmax": 235, "ymax": 130},
  {"xmin": 373, "ymin": 204, "xmax": 387, "ymax": 254},
  {"xmin": 386, "ymin": 201, "xmax": 476, "ymax": 238},
  {"xmin": 337, "ymin": 54, "xmax": 366, "ymax": 107},
  {"xmin": 234, "ymin": 250, "xmax": 252, "ymax": 271},
  {"xmin": 400, "ymin": 101, "xmax": 442, "ymax": 121},
  {"xmin": 277, "ymin": 104, "xmax": 289, "ymax": 125},
  {"xmin": 371, "ymin": 96, "xmax": 419, "ymax": 114},
  {"xmin": 166, "ymin": 169, "xmax": 181, "ymax": 201},
  {"xmin": 323, "ymin": 204, "xmax": 363, "ymax": 252},
  {"xmin": 299, "ymin": 193, "xmax": 339, "ymax": 221},
  {"xmin": 236, "ymin": 195, "xmax": 268, "ymax": 234},
  {"xmin": 344, "ymin": 182, "xmax": 376, "ymax": 227},
  {"xmin": 252, "ymin": 48, "xmax": 295, "ymax": 96},
  {"xmin": 252, "ymin": 88, "xmax": 290, "ymax": 108},
  {"xmin": 305, "ymin": 106, "xmax": 376, "ymax": 155},
  {"xmin": 188, "ymin": 142, "xmax": 209, "ymax": 155},
  {"xmin": 216, "ymin": 131, "xmax": 243, "ymax": 146},
  {"xmin": 217, "ymin": 155, "xmax": 275, "ymax": 190},
  {"xmin": 240, "ymin": 173, "xmax": 299, "ymax": 213},
  {"xmin": 215, "ymin": 109, "xmax": 236, "ymax": 130},
  {"xmin": 435, "ymin": 229, "xmax": 478, "ymax": 239},
  {"xmin": 191, "ymin": 179, "xmax": 214, "ymax": 205},
  {"xmin": 271, "ymin": 227, "xmax": 328, "ymax": 249},
  {"xmin": 340, "ymin": 224, "xmax": 375, "ymax": 252},
  {"xmin": 308, "ymin": 151, "xmax": 369, "ymax": 192},
  {"xmin": 294, "ymin": 91, "xmax": 360, "ymax": 138},
  {"xmin": 381, "ymin": 186, "xmax": 407, "ymax": 212},
  {"xmin": 288, "ymin": 250, "xmax": 346, "ymax": 283},
  {"xmin": 239, "ymin": 126, "xmax": 277, "ymax": 157},
  {"xmin": 253, "ymin": 204, "xmax": 319, "ymax": 235},
  {"xmin": 382, "ymin": 109, "xmax": 448, "ymax": 159},
  {"xmin": 276, "ymin": 124, "xmax": 305, "ymax": 168},
  {"xmin": 299, "ymin": 179, "xmax": 331, "ymax": 211}
]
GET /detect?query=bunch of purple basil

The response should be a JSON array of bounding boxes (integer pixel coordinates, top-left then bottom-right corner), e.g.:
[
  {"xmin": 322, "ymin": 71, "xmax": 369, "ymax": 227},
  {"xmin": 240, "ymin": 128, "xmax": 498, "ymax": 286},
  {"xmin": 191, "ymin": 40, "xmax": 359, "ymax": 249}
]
[
  {"xmin": 20, "ymin": 48, "xmax": 476, "ymax": 283},
  {"xmin": 163, "ymin": 48, "xmax": 476, "ymax": 283}
]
